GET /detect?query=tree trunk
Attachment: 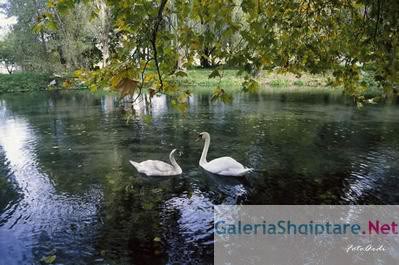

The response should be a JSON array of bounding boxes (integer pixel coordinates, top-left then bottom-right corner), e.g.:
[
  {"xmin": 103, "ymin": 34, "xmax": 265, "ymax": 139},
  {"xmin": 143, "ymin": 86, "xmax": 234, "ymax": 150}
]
[
  {"xmin": 97, "ymin": 0, "xmax": 111, "ymax": 68},
  {"xmin": 32, "ymin": 0, "xmax": 49, "ymax": 59},
  {"xmin": 200, "ymin": 47, "xmax": 212, "ymax": 68},
  {"xmin": 6, "ymin": 64, "xmax": 13, "ymax": 74}
]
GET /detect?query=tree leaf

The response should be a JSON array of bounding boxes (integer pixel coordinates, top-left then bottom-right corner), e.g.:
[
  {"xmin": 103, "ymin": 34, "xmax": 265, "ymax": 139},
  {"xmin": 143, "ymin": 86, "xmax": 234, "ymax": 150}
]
[
  {"xmin": 211, "ymin": 87, "xmax": 232, "ymax": 103},
  {"xmin": 149, "ymin": 88, "xmax": 156, "ymax": 97},
  {"xmin": 242, "ymin": 79, "xmax": 259, "ymax": 93},
  {"xmin": 117, "ymin": 78, "xmax": 139, "ymax": 97},
  {"xmin": 208, "ymin": 69, "xmax": 221, "ymax": 79}
]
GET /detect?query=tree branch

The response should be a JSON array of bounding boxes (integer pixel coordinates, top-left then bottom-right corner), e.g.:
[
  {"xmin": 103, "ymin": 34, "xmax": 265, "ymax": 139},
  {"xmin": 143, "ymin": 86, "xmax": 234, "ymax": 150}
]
[
  {"xmin": 151, "ymin": 0, "xmax": 168, "ymax": 90},
  {"xmin": 133, "ymin": 58, "xmax": 151, "ymax": 103}
]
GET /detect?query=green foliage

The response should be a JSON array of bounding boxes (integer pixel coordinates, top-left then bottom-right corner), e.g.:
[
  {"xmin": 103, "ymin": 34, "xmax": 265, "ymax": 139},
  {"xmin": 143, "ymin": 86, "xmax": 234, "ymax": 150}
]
[
  {"xmin": 3, "ymin": 0, "xmax": 109, "ymax": 73},
  {"xmin": 269, "ymin": 79, "xmax": 289, "ymax": 87},
  {"xmin": 0, "ymin": 34, "xmax": 17, "ymax": 74},
  {"xmin": 0, "ymin": 73, "xmax": 52, "ymax": 93},
  {"xmin": 3, "ymin": 0, "xmax": 399, "ymax": 105},
  {"xmin": 242, "ymin": 78, "xmax": 259, "ymax": 93},
  {"xmin": 360, "ymin": 70, "xmax": 384, "ymax": 98},
  {"xmin": 211, "ymin": 86, "xmax": 232, "ymax": 103},
  {"xmin": 3, "ymin": 0, "xmax": 54, "ymax": 72},
  {"xmin": 293, "ymin": 80, "xmax": 304, "ymax": 86}
]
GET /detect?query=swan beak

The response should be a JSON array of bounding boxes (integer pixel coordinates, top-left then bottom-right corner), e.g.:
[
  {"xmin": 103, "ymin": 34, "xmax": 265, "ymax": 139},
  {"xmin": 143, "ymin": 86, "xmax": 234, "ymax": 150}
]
[{"xmin": 195, "ymin": 134, "xmax": 201, "ymax": 142}]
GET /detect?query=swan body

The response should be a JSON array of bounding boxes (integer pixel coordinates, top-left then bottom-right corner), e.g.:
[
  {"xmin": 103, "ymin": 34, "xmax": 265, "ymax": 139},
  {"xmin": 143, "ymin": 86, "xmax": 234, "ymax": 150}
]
[
  {"xmin": 198, "ymin": 132, "xmax": 253, "ymax": 176},
  {"xmin": 129, "ymin": 149, "xmax": 182, "ymax": 176}
]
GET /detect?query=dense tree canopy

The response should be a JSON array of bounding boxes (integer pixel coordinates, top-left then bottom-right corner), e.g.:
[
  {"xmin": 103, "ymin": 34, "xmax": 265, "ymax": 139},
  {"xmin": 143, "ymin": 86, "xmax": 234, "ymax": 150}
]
[{"xmin": 1, "ymin": 0, "xmax": 398, "ymax": 103}]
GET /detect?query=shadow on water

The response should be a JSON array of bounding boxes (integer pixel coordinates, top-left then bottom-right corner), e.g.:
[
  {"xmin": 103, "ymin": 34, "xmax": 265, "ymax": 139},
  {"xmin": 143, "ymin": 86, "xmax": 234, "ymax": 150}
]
[
  {"xmin": 0, "ymin": 90, "xmax": 399, "ymax": 264},
  {"xmin": 0, "ymin": 146, "xmax": 21, "ymax": 218}
]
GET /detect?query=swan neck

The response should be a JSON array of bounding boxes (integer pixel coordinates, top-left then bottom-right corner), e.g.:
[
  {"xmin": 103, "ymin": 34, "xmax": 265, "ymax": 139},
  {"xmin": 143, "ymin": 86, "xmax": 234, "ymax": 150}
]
[
  {"xmin": 169, "ymin": 152, "xmax": 181, "ymax": 171},
  {"xmin": 200, "ymin": 135, "xmax": 210, "ymax": 166}
]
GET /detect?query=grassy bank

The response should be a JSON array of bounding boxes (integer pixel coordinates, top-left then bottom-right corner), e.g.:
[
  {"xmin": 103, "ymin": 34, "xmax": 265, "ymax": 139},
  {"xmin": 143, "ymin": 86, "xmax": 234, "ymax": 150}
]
[
  {"xmin": 0, "ymin": 72, "xmax": 52, "ymax": 93},
  {"xmin": 1, "ymin": 70, "xmax": 384, "ymax": 99},
  {"xmin": 178, "ymin": 69, "xmax": 388, "ymax": 99},
  {"xmin": 178, "ymin": 69, "xmax": 342, "ymax": 95}
]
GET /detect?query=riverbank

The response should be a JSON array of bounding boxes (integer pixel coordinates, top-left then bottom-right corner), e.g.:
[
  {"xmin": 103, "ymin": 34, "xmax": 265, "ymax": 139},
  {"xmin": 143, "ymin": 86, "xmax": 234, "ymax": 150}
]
[
  {"xmin": 0, "ymin": 70, "xmax": 384, "ymax": 99},
  {"xmin": 0, "ymin": 72, "xmax": 52, "ymax": 93},
  {"xmin": 179, "ymin": 69, "xmax": 341, "ymax": 95}
]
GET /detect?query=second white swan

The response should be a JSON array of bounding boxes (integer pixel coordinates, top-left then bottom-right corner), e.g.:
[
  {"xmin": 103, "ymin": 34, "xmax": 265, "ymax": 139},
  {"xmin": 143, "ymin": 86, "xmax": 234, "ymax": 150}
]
[
  {"xmin": 129, "ymin": 149, "xmax": 182, "ymax": 176},
  {"xmin": 198, "ymin": 132, "xmax": 253, "ymax": 176}
]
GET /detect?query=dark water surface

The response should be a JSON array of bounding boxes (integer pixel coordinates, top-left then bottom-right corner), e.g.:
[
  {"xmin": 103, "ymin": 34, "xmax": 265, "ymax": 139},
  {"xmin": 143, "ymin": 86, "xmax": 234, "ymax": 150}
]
[{"xmin": 0, "ymin": 91, "xmax": 399, "ymax": 264}]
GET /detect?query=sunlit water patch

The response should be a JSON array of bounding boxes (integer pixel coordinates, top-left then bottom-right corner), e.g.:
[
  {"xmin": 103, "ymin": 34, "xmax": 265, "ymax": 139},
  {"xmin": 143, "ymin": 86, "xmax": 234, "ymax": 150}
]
[{"xmin": 0, "ymin": 102, "xmax": 103, "ymax": 264}]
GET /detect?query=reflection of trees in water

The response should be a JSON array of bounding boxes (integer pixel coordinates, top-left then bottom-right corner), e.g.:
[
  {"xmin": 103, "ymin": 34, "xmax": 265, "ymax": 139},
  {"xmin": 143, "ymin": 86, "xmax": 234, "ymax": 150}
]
[
  {"xmin": 0, "ymin": 109, "xmax": 103, "ymax": 264},
  {"xmin": 2, "ymin": 90, "xmax": 399, "ymax": 264},
  {"xmin": 2, "ymin": 91, "xmax": 126, "ymax": 193},
  {"xmin": 97, "ymin": 169, "xmax": 248, "ymax": 264},
  {"xmin": 97, "ymin": 173, "xmax": 187, "ymax": 264},
  {"xmin": 243, "ymin": 105, "xmax": 399, "ymax": 205},
  {"xmin": 0, "ymin": 146, "xmax": 20, "ymax": 214}
]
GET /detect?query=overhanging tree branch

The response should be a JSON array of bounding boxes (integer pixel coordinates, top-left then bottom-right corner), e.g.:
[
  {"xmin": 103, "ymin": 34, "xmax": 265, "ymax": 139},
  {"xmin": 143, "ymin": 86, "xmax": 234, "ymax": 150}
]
[{"xmin": 151, "ymin": 0, "xmax": 168, "ymax": 90}]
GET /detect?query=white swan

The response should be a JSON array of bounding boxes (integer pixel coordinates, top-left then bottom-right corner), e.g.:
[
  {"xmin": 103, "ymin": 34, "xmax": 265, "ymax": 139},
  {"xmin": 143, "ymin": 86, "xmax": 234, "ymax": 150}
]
[
  {"xmin": 198, "ymin": 132, "xmax": 253, "ymax": 176},
  {"xmin": 129, "ymin": 149, "xmax": 182, "ymax": 176}
]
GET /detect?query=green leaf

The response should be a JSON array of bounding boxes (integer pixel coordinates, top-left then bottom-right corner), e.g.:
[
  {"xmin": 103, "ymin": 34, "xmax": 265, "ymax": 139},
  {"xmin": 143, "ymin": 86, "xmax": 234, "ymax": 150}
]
[
  {"xmin": 47, "ymin": 20, "xmax": 58, "ymax": 31},
  {"xmin": 116, "ymin": 78, "xmax": 139, "ymax": 97},
  {"xmin": 242, "ymin": 79, "xmax": 259, "ymax": 93},
  {"xmin": 211, "ymin": 87, "xmax": 232, "ymax": 103},
  {"xmin": 208, "ymin": 69, "xmax": 221, "ymax": 79}
]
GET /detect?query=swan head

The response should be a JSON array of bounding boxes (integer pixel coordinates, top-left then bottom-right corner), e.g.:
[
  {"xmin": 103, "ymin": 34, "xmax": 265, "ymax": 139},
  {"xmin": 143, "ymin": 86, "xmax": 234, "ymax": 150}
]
[
  {"xmin": 197, "ymin": 132, "xmax": 210, "ymax": 141},
  {"xmin": 170, "ymin": 148, "xmax": 177, "ymax": 156},
  {"xmin": 170, "ymin": 148, "xmax": 183, "ymax": 157}
]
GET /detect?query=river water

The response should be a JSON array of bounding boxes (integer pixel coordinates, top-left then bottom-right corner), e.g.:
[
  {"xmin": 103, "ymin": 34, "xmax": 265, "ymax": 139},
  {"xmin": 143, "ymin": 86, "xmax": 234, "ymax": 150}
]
[{"xmin": 0, "ymin": 91, "xmax": 398, "ymax": 264}]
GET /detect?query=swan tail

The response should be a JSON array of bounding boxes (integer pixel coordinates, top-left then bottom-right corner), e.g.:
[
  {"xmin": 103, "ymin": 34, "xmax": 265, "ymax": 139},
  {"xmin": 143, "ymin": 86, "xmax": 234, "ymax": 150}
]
[{"xmin": 129, "ymin": 160, "xmax": 141, "ymax": 170}]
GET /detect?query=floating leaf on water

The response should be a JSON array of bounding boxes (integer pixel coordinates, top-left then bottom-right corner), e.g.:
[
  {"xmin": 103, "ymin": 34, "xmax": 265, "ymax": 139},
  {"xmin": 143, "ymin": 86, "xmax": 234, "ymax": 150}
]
[
  {"xmin": 143, "ymin": 202, "xmax": 153, "ymax": 210},
  {"xmin": 40, "ymin": 255, "xmax": 56, "ymax": 264},
  {"xmin": 108, "ymin": 179, "xmax": 115, "ymax": 185}
]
